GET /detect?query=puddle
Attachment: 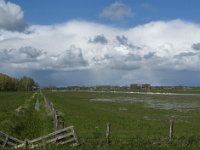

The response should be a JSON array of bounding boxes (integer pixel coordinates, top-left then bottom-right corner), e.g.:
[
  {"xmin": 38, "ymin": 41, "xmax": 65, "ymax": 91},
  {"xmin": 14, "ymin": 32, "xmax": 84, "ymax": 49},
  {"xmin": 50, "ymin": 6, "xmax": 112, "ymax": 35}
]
[
  {"xmin": 90, "ymin": 97, "xmax": 200, "ymax": 111},
  {"xmin": 93, "ymin": 90, "xmax": 200, "ymax": 96},
  {"xmin": 118, "ymin": 107, "xmax": 128, "ymax": 111},
  {"xmin": 145, "ymin": 100, "xmax": 199, "ymax": 110},
  {"xmin": 35, "ymin": 99, "xmax": 40, "ymax": 111}
]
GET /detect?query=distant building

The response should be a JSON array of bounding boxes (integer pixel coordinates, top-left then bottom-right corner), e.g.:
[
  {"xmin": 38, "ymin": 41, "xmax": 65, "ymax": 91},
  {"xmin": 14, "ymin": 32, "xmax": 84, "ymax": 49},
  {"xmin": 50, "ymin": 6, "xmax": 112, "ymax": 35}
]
[
  {"xmin": 95, "ymin": 85, "xmax": 113, "ymax": 90},
  {"xmin": 130, "ymin": 84, "xmax": 142, "ymax": 89},
  {"xmin": 142, "ymin": 84, "xmax": 151, "ymax": 90},
  {"xmin": 130, "ymin": 83, "xmax": 151, "ymax": 90}
]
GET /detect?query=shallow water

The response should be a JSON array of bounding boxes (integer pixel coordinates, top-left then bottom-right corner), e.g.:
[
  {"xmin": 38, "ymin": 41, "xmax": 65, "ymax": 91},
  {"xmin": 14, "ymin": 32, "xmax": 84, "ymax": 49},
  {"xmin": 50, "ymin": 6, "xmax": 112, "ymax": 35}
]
[
  {"xmin": 35, "ymin": 99, "xmax": 40, "ymax": 111},
  {"xmin": 90, "ymin": 97, "xmax": 200, "ymax": 110},
  {"xmin": 94, "ymin": 90, "xmax": 200, "ymax": 96}
]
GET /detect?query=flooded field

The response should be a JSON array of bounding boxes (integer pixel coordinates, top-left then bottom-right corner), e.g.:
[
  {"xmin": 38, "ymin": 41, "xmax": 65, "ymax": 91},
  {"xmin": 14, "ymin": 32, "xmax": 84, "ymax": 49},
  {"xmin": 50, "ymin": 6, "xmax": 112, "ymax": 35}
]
[
  {"xmin": 90, "ymin": 94, "xmax": 200, "ymax": 111},
  {"xmin": 42, "ymin": 90, "xmax": 200, "ymax": 149}
]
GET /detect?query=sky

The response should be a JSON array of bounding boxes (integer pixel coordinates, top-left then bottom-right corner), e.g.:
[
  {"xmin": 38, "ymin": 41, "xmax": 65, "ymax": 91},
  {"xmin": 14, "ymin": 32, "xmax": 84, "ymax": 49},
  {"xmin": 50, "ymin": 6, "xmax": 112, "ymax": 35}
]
[{"xmin": 0, "ymin": 0, "xmax": 200, "ymax": 86}]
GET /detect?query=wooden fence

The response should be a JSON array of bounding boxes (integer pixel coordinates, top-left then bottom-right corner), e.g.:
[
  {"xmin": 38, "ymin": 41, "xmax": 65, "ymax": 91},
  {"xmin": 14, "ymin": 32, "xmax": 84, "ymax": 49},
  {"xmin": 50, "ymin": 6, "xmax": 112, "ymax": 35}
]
[
  {"xmin": 0, "ymin": 91, "xmax": 80, "ymax": 149},
  {"xmin": 15, "ymin": 126, "xmax": 79, "ymax": 149},
  {"xmin": 41, "ymin": 90, "xmax": 65, "ymax": 130},
  {"xmin": 0, "ymin": 131, "xmax": 23, "ymax": 148},
  {"xmin": 0, "ymin": 126, "xmax": 79, "ymax": 148},
  {"xmin": 1, "ymin": 127, "xmax": 79, "ymax": 149}
]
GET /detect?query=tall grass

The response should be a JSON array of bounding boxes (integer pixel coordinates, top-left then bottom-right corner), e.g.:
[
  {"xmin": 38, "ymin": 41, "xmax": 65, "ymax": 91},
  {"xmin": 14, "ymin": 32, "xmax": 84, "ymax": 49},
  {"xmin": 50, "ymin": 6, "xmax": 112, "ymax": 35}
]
[
  {"xmin": 1, "ymin": 90, "xmax": 200, "ymax": 149},
  {"xmin": 0, "ymin": 92, "xmax": 53, "ymax": 140},
  {"xmin": 42, "ymin": 90, "xmax": 200, "ymax": 149}
]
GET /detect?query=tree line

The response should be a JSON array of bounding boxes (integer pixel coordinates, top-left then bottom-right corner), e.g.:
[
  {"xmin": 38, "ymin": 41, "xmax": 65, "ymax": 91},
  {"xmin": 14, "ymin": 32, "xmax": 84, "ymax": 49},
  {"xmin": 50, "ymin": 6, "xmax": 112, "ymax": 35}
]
[{"xmin": 0, "ymin": 73, "xmax": 38, "ymax": 91}]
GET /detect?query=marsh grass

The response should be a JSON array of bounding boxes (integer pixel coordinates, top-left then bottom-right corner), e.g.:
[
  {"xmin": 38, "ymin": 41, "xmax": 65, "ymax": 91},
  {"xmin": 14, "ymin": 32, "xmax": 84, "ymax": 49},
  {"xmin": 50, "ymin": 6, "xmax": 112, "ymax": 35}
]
[
  {"xmin": 0, "ymin": 92, "xmax": 53, "ymax": 140},
  {"xmin": 1, "ymin": 90, "xmax": 200, "ymax": 149},
  {"xmin": 42, "ymin": 90, "xmax": 200, "ymax": 149}
]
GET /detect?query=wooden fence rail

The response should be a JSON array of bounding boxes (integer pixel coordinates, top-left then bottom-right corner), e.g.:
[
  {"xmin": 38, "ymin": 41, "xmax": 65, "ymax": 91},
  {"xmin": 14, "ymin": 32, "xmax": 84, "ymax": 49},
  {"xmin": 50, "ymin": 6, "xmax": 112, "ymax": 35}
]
[
  {"xmin": 0, "ymin": 131, "xmax": 23, "ymax": 148},
  {"xmin": 40, "ymin": 90, "xmax": 65, "ymax": 130},
  {"xmin": 14, "ymin": 126, "xmax": 79, "ymax": 149},
  {"xmin": 0, "ymin": 127, "xmax": 79, "ymax": 149},
  {"xmin": 0, "ymin": 90, "xmax": 79, "ymax": 149}
]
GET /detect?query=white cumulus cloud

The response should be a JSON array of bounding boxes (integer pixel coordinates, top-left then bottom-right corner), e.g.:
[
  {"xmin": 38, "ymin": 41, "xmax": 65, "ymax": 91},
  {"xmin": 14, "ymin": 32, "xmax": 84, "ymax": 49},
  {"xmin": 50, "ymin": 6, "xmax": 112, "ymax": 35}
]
[
  {"xmin": 100, "ymin": 2, "xmax": 134, "ymax": 21},
  {"xmin": 0, "ymin": 0, "xmax": 26, "ymax": 31},
  {"xmin": 1, "ymin": 19, "xmax": 200, "ymax": 85}
]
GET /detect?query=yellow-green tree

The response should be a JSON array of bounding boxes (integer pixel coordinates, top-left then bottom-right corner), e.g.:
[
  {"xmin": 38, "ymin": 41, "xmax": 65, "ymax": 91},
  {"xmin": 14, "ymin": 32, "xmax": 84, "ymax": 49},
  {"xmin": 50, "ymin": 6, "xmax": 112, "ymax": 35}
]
[{"xmin": 0, "ymin": 73, "xmax": 37, "ymax": 91}]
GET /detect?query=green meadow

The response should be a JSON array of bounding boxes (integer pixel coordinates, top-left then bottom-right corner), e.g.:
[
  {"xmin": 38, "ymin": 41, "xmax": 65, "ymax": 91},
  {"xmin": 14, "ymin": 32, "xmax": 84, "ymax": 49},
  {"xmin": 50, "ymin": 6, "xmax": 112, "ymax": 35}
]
[
  {"xmin": 0, "ymin": 91, "xmax": 53, "ymax": 141},
  {"xmin": 1, "ymin": 90, "xmax": 200, "ymax": 149},
  {"xmin": 43, "ymin": 90, "xmax": 200, "ymax": 149}
]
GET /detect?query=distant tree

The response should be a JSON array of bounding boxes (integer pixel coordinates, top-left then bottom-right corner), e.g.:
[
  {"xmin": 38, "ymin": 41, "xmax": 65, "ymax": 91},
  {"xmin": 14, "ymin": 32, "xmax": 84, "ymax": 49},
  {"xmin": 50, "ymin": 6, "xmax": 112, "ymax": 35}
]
[
  {"xmin": 0, "ymin": 73, "xmax": 38, "ymax": 91},
  {"xmin": 19, "ymin": 76, "xmax": 35, "ymax": 91},
  {"xmin": 0, "ymin": 73, "xmax": 16, "ymax": 91}
]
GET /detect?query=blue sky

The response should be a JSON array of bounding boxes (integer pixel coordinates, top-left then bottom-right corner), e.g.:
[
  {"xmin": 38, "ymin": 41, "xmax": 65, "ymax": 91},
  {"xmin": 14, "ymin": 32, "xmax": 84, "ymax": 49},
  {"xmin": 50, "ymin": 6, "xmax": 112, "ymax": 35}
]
[
  {"xmin": 9, "ymin": 0, "xmax": 200, "ymax": 26},
  {"xmin": 1, "ymin": 0, "xmax": 200, "ymax": 86}
]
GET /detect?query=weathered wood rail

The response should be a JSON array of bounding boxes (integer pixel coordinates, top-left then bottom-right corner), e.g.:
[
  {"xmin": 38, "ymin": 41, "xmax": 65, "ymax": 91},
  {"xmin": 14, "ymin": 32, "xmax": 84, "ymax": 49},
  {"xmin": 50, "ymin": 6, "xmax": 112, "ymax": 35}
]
[
  {"xmin": 0, "ymin": 90, "xmax": 80, "ymax": 149},
  {"xmin": 40, "ymin": 90, "xmax": 65, "ymax": 130},
  {"xmin": 0, "ymin": 127, "xmax": 79, "ymax": 149},
  {"xmin": 0, "ymin": 131, "xmax": 23, "ymax": 148},
  {"xmin": 15, "ymin": 126, "xmax": 79, "ymax": 149}
]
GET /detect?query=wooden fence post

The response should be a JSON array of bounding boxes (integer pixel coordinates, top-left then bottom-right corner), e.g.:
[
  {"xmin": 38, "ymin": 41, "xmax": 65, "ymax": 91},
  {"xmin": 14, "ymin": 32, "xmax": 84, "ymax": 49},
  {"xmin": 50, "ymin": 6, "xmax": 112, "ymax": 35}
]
[
  {"xmin": 106, "ymin": 122, "xmax": 111, "ymax": 144},
  {"xmin": 169, "ymin": 118, "xmax": 174, "ymax": 140},
  {"xmin": 2, "ymin": 135, "xmax": 8, "ymax": 147},
  {"xmin": 72, "ymin": 127, "xmax": 80, "ymax": 146},
  {"xmin": 24, "ymin": 139, "xmax": 30, "ymax": 149},
  {"xmin": 58, "ymin": 120, "xmax": 65, "ymax": 130}
]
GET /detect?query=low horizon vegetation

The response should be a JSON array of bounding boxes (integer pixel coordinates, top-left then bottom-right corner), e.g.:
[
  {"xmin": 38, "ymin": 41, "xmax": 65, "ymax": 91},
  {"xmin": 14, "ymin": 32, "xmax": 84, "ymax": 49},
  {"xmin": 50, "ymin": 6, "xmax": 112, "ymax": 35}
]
[{"xmin": 0, "ymin": 73, "xmax": 38, "ymax": 91}]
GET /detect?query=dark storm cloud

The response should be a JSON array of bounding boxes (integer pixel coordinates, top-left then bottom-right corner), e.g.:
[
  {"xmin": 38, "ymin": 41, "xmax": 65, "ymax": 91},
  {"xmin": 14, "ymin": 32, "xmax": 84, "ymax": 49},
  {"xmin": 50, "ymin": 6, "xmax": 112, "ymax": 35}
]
[
  {"xmin": 109, "ymin": 61, "xmax": 140, "ymax": 70},
  {"xmin": 103, "ymin": 53, "xmax": 141, "ymax": 71},
  {"xmin": 19, "ymin": 47, "xmax": 43, "ymax": 58},
  {"xmin": 0, "ymin": 46, "xmax": 43, "ymax": 63},
  {"xmin": 116, "ymin": 35, "xmax": 128, "ymax": 45},
  {"xmin": 125, "ymin": 53, "xmax": 142, "ymax": 61},
  {"xmin": 116, "ymin": 35, "xmax": 141, "ymax": 49},
  {"xmin": 144, "ymin": 52, "xmax": 156, "ymax": 59},
  {"xmin": 56, "ymin": 46, "xmax": 88, "ymax": 68},
  {"xmin": 0, "ymin": 45, "xmax": 88, "ymax": 70},
  {"xmin": 89, "ymin": 34, "xmax": 108, "ymax": 44},
  {"xmin": 174, "ymin": 52, "xmax": 197, "ymax": 58},
  {"xmin": 156, "ymin": 69, "xmax": 200, "ymax": 86},
  {"xmin": 192, "ymin": 43, "xmax": 200, "ymax": 50}
]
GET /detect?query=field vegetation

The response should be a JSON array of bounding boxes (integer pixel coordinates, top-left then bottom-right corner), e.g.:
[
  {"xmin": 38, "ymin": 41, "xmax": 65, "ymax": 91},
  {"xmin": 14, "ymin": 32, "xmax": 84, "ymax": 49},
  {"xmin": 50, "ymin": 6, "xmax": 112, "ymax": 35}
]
[
  {"xmin": 0, "ymin": 91, "xmax": 53, "ymax": 141},
  {"xmin": 1, "ymin": 90, "xmax": 200, "ymax": 149},
  {"xmin": 42, "ymin": 90, "xmax": 200, "ymax": 149}
]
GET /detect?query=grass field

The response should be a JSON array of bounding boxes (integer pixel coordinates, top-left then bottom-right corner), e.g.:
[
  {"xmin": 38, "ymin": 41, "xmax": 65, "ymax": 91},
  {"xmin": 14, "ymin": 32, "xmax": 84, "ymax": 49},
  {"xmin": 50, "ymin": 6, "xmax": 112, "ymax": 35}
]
[
  {"xmin": 1, "ymin": 90, "xmax": 200, "ymax": 149},
  {"xmin": 43, "ymin": 90, "xmax": 200, "ymax": 149},
  {"xmin": 0, "ymin": 92, "xmax": 33, "ymax": 133},
  {"xmin": 0, "ymin": 91, "xmax": 53, "ymax": 141}
]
